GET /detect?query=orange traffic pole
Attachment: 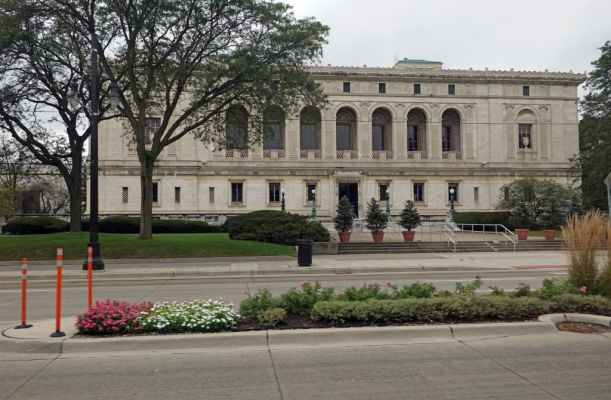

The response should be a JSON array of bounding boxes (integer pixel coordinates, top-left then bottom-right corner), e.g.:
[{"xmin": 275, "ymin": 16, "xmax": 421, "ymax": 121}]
[
  {"xmin": 14, "ymin": 258, "xmax": 32, "ymax": 329},
  {"xmin": 50, "ymin": 248, "xmax": 65, "ymax": 337},
  {"xmin": 87, "ymin": 246, "xmax": 93, "ymax": 310}
]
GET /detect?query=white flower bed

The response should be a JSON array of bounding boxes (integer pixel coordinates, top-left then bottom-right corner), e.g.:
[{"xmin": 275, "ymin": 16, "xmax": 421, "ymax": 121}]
[{"xmin": 141, "ymin": 299, "xmax": 240, "ymax": 332}]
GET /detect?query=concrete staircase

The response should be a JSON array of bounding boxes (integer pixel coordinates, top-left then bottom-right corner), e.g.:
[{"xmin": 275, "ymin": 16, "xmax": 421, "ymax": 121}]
[{"xmin": 337, "ymin": 240, "xmax": 565, "ymax": 255}]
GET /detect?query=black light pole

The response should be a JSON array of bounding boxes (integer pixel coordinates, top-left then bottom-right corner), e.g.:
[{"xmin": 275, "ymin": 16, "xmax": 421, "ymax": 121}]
[
  {"xmin": 281, "ymin": 188, "xmax": 286, "ymax": 213},
  {"xmin": 449, "ymin": 188, "xmax": 456, "ymax": 223}
]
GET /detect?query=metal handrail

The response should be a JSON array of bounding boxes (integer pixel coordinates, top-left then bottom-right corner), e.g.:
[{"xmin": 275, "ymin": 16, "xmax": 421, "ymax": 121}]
[
  {"xmin": 442, "ymin": 224, "xmax": 457, "ymax": 252},
  {"xmin": 454, "ymin": 223, "xmax": 516, "ymax": 252}
]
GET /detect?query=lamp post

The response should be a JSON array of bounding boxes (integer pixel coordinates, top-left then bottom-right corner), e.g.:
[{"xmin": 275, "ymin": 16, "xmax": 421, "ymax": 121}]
[
  {"xmin": 311, "ymin": 189, "xmax": 317, "ymax": 222},
  {"xmin": 385, "ymin": 188, "xmax": 390, "ymax": 217},
  {"xmin": 281, "ymin": 188, "xmax": 286, "ymax": 213},
  {"xmin": 449, "ymin": 188, "xmax": 456, "ymax": 223},
  {"xmin": 68, "ymin": 12, "xmax": 120, "ymax": 271}
]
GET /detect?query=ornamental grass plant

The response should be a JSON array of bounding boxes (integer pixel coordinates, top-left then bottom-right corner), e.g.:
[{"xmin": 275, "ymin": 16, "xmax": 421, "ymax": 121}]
[{"xmin": 561, "ymin": 211, "xmax": 608, "ymax": 293}]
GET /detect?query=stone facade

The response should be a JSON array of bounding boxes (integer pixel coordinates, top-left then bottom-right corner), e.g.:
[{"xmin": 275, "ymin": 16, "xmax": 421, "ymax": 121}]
[{"xmin": 96, "ymin": 59, "xmax": 585, "ymax": 220}]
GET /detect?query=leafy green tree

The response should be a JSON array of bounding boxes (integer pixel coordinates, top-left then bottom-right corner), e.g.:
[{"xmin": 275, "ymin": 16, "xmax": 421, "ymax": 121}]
[
  {"xmin": 334, "ymin": 195, "xmax": 353, "ymax": 233},
  {"xmin": 55, "ymin": 0, "xmax": 328, "ymax": 239},
  {"xmin": 398, "ymin": 200, "xmax": 421, "ymax": 231},
  {"xmin": 574, "ymin": 40, "xmax": 611, "ymax": 211},
  {"xmin": 497, "ymin": 178, "xmax": 582, "ymax": 229},
  {"xmin": 0, "ymin": 0, "xmax": 117, "ymax": 231},
  {"xmin": 365, "ymin": 198, "xmax": 387, "ymax": 232}
]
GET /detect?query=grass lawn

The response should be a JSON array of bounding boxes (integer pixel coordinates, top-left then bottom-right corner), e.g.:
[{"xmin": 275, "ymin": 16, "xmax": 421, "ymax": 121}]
[
  {"xmin": 526, "ymin": 230, "xmax": 563, "ymax": 238},
  {"xmin": 0, "ymin": 232, "xmax": 296, "ymax": 261}
]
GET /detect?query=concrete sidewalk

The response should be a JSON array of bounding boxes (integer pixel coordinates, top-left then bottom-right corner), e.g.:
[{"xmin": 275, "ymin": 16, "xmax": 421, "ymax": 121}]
[{"xmin": 0, "ymin": 250, "xmax": 574, "ymax": 284}]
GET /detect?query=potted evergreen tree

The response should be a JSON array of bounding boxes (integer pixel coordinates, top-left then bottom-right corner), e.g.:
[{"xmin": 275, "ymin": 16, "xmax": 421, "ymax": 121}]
[
  {"xmin": 399, "ymin": 200, "xmax": 421, "ymax": 241},
  {"xmin": 365, "ymin": 198, "xmax": 388, "ymax": 242},
  {"xmin": 334, "ymin": 196, "xmax": 353, "ymax": 242}
]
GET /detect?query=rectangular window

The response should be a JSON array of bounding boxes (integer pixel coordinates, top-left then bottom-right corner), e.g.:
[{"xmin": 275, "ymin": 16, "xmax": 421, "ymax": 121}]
[
  {"xmin": 522, "ymin": 85, "xmax": 530, "ymax": 96},
  {"xmin": 413, "ymin": 83, "xmax": 421, "ymax": 94},
  {"xmin": 122, "ymin": 187, "xmax": 128, "ymax": 203},
  {"xmin": 448, "ymin": 183, "xmax": 459, "ymax": 203},
  {"xmin": 378, "ymin": 83, "xmax": 386, "ymax": 94},
  {"xmin": 372, "ymin": 125, "xmax": 385, "ymax": 151},
  {"xmin": 442, "ymin": 126, "xmax": 452, "ymax": 151},
  {"xmin": 209, "ymin": 187, "xmax": 215, "ymax": 204},
  {"xmin": 413, "ymin": 183, "xmax": 424, "ymax": 203},
  {"xmin": 379, "ymin": 184, "xmax": 389, "ymax": 201},
  {"xmin": 152, "ymin": 182, "xmax": 159, "ymax": 203},
  {"xmin": 231, "ymin": 182, "xmax": 243, "ymax": 204},
  {"xmin": 263, "ymin": 123, "xmax": 283, "ymax": 150},
  {"xmin": 518, "ymin": 123, "xmax": 532, "ymax": 149},
  {"xmin": 474, "ymin": 187, "xmax": 479, "ymax": 205},
  {"xmin": 268, "ymin": 182, "xmax": 281, "ymax": 203},
  {"xmin": 174, "ymin": 187, "xmax": 181, "ymax": 203},
  {"xmin": 408, "ymin": 126, "xmax": 419, "ymax": 151},
  {"xmin": 300, "ymin": 124, "xmax": 317, "ymax": 150},
  {"xmin": 145, "ymin": 117, "xmax": 161, "ymax": 145},
  {"xmin": 306, "ymin": 184, "xmax": 317, "ymax": 202},
  {"xmin": 336, "ymin": 124, "xmax": 352, "ymax": 150},
  {"xmin": 343, "ymin": 82, "xmax": 350, "ymax": 93},
  {"xmin": 448, "ymin": 84, "xmax": 455, "ymax": 95}
]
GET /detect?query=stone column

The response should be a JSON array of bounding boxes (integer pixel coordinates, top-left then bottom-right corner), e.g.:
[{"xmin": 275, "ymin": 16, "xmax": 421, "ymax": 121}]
[
  {"xmin": 323, "ymin": 108, "xmax": 335, "ymax": 159},
  {"xmin": 393, "ymin": 117, "xmax": 407, "ymax": 159},
  {"xmin": 286, "ymin": 113, "xmax": 299, "ymax": 159}
]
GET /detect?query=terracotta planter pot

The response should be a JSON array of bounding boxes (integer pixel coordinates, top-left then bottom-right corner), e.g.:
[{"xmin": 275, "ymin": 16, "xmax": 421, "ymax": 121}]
[
  {"xmin": 515, "ymin": 228, "xmax": 529, "ymax": 241},
  {"xmin": 543, "ymin": 229, "xmax": 556, "ymax": 241},
  {"xmin": 338, "ymin": 232, "xmax": 351, "ymax": 243},
  {"xmin": 402, "ymin": 231, "xmax": 416, "ymax": 242},
  {"xmin": 371, "ymin": 231, "xmax": 385, "ymax": 242}
]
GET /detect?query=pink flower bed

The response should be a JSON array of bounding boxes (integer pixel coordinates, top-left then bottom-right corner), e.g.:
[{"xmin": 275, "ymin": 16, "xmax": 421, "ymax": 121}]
[{"xmin": 76, "ymin": 300, "xmax": 152, "ymax": 335}]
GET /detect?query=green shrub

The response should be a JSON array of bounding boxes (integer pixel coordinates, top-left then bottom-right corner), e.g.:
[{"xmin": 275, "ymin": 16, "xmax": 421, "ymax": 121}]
[
  {"xmin": 365, "ymin": 198, "xmax": 387, "ymax": 232},
  {"xmin": 311, "ymin": 296, "xmax": 551, "ymax": 324},
  {"xmin": 240, "ymin": 288, "xmax": 280, "ymax": 319},
  {"xmin": 488, "ymin": 285, "xmax": 507, "ymax": 296},
  {"xmin": 257, "ymin": 307, "xmax": 287, "ymax": 328},
  {"xmin": 279, "ymin": 281, "xmax": 334, "ymax": 316},
  {"xmin": 398, "ymin": 200, "xmax": 421, "ymax": 231},
  {"xmin": 537, "ymin": 278, "xmax": 579, "ymax": 300},
  {"xmin": 337, "ymin": 283, "xmax": 390, "ymax": 302},
  {"xmin": 1, "ymin": 216, "xmax": 68, "ymax": 234},
  {"xmin": 96, "ymin": 216, "xmax": 221, "ymax": 234},
  {"xmin": 453, "ymin": 212, "xmax": 513, "ymax": 230},
  {"xmin": 227, "ymin": 210, "xmax": 329, "ymax": 245},
  {"xmin": 512, "ymin": 283, "xmax": 533, "ymax": 297},
  {"xmin": 549, "ymin": 294, "xmax": 611, "ymax": 315},
  {"xmin": 454, "ymin": 277, "xmax": 483, "ymax": 296},
  {"xmin": 334, "ymin": 195, "xmax": 353, "ymax": 233},
  {"xmin": 393, "ymin": 282, "xmax": 438, "ymax": 299}
]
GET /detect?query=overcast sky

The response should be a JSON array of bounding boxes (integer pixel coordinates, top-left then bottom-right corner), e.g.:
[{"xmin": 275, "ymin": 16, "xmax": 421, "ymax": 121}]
[{"xmin": 283, "ymin": 0, "xmax": 611, "ymax": 76}]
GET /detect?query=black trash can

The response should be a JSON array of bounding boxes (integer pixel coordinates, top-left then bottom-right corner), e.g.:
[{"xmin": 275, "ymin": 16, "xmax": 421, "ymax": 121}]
[{"xmin": 297, "ymin": 239, "xmax": 313, "ymax": 267}]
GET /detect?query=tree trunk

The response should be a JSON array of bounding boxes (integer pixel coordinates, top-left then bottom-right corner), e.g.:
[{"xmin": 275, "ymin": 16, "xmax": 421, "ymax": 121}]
[
  {"xmin": 67, "ymin": 155, "xmax": 83, "ymax": 232},
  {"xmin": 139, "ymin": 159, "xmax": 154, "ymax": 239}
]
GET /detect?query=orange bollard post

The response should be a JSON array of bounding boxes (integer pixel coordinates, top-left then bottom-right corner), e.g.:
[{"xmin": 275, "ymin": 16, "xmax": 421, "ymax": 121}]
[
  {"xmin": 87, "ymin": 246, "xmax": 93, "ymax": 310},
  {"xmin": 50, "ymin": 248, "xmax": 65, "ymax": 337},
  {"xmin": 14, "ymin": 258, "xmax": 32, "ymax": 329}
]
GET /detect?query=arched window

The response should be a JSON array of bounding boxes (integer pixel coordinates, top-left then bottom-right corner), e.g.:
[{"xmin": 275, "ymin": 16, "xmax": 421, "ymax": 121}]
[
  {"xmin": 226, "ymin": 105, "xmax": 248, "ymax": 150},
  {"xmin": 300, "ymin": 106, "xmax": 321, "ymax": 151},
  {"xmin": 407, "ymin": 108, "xmax": 427, "ymax": 153},
  {"xmin": 372, "ymin": 108, "xmax": 392, "ymax": 152},
  {"xmin": 517, "ymin": 110, "xmax": 536, "ymax": 150},
  {"xmin": 263, "ymin": 106, "xmax": 285, "ymax": 150},
  {"xmin": 441, "ymin": 109, "xmax": 461, "ymax": 154},
  {"xmin": 336, "ymin": 107, "xmax": 357, "ymax": 151}
]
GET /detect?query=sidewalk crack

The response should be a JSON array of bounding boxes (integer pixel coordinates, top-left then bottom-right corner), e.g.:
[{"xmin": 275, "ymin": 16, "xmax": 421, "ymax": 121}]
[
  {"xmin": 266, "ymin": 330, "xmax": 284, "ymax": 400},
  {"xmin": 458, "ymin": 340, "xmax": 561, "ymax": 400},
  {"xmin": 3, "ymin": 352, "xmax": 61, "ymax": 400}
]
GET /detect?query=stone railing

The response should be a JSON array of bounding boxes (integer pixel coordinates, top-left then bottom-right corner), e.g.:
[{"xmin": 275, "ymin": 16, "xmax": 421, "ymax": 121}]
[
  {"xmin": 371, "ymin": 151, "xmax": 394, "ymax": 160},
  {"xmin": 442, "ymin": 151, "xmax": 463, "ymax": 160},
  {"xmin": 225, "ymin": 149, "xmax": 249, "ymax": 159},
  {"xmin": 263, "ymin": 149, "xmax": 286, "ymax": 159},
  {"xmin": 300, "ymin": 150, "xmax": 323, "ymax": 159},
  {"xmin": 406, "ymin": 151, "xmax": 429, "ymax": 160},
  {"xmin": 336, "ymin": 150, "xmax": 358, "ymax": 159}
]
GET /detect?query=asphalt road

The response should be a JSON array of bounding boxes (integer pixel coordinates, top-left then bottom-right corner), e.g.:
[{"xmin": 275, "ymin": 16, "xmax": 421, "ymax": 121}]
[
  {"xmin": 1, "ymin": 332, "xmax": 610, "ymax": 399},
  {"xmin": 0, "ymin": 270, "xmax": 568, "ymax": 326}
]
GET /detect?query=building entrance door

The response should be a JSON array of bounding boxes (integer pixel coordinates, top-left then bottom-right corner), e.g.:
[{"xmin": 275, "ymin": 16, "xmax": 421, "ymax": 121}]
[{"xmin": 338, "ymin": 183, "xmax": 359, "ymax": 217}]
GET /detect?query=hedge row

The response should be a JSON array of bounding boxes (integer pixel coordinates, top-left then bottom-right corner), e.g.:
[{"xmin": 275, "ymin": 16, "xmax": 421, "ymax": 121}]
[
  {"xmin": 2, "ymin": 216, "xmax": 224, "ymax": 234},
  {"xmin": 227, "ymin": 210, "xmax": 329, "ymax": 246},
  {"xmin": 310, "ymin": 294, "xmax": 611, "ymax": 324},
  {"xmin": 454, "ymin": 212, "xmax": 513, "ymax": 231}
]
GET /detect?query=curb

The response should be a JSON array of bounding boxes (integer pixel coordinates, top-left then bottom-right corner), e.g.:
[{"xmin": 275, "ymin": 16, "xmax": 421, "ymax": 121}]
[
  {"xmin": 539, "ymin": 313, "xmax": 611, "ymax": 327},
  {"xmin": 1, "ymin": 320, "xmax": 560, "ymax": 354}
]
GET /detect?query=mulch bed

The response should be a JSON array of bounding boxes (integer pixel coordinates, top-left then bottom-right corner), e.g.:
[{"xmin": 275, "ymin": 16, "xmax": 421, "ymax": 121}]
[{"xmin": 556, "ymin": 321, "xmax": 610, "ymax": 334}]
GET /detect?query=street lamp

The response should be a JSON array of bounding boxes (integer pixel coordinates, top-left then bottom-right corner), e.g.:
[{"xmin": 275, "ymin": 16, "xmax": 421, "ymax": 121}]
[
  {"xmin": 68, "ymin": 18, "xmax": 120, "ymax": 271},
  {"xmin": 385, "ymin": 188, "xmax": 390, "ymax": 217},
  {"xmin": 281, "ymin": 188, "xmax": 286, "ymax": 213},
  {"xmin": 311, "ymin": 188, "xmax": 317, "ymax": 222},
  {"xmin": 449, "ymin": 187, "xmax": 456, "ymax": 223}
]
